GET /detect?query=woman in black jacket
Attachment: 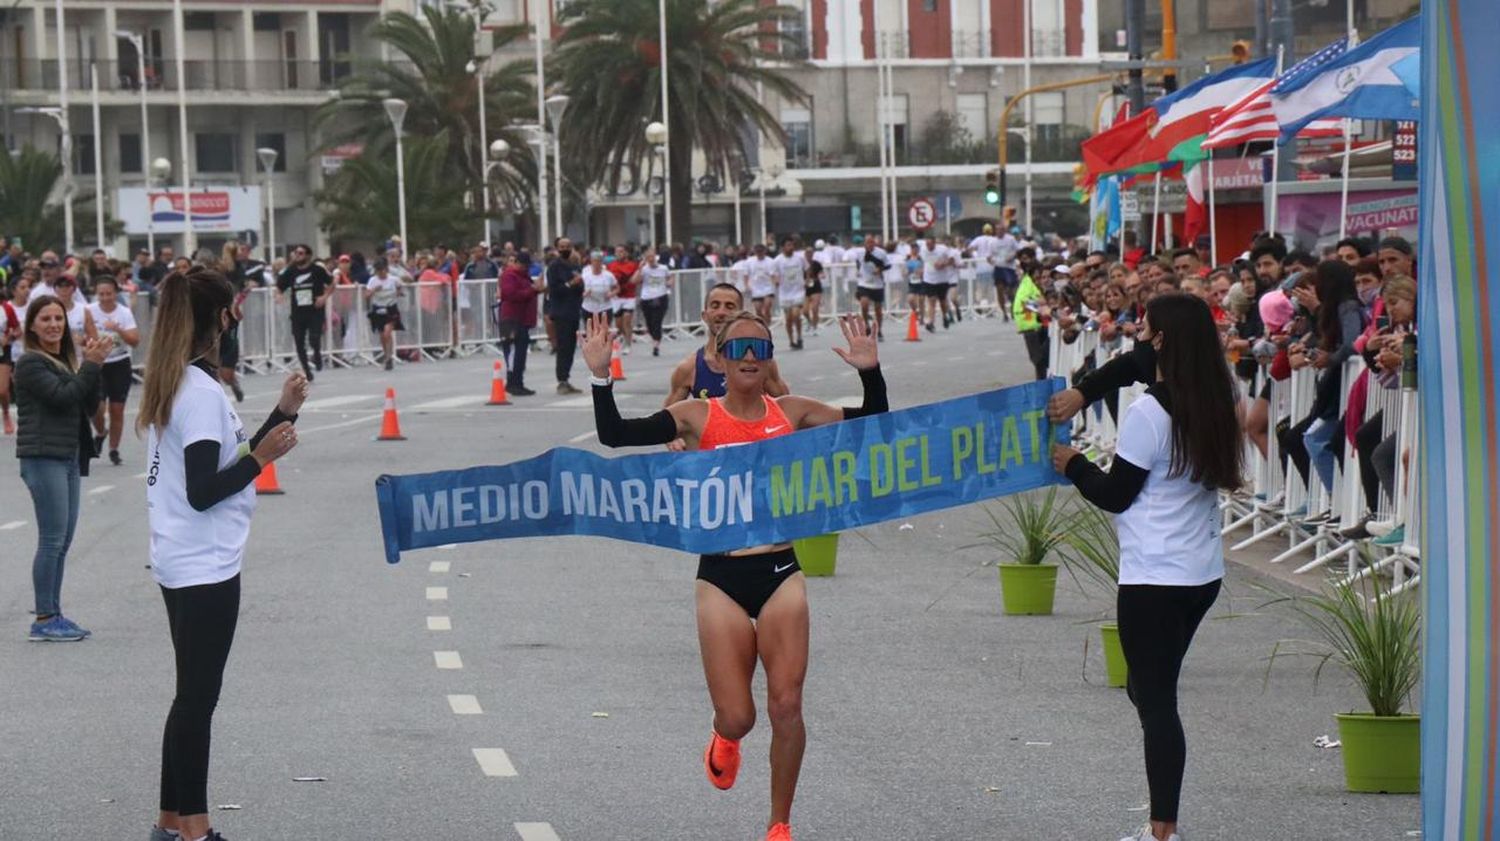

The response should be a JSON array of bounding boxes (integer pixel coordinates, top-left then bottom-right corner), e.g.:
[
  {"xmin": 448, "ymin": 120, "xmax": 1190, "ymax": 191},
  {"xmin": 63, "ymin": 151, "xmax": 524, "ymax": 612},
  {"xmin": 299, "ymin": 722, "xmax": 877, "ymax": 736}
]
[{"xmin": 13, "ymin": 294, "xmax": 113, "ymax": 642}]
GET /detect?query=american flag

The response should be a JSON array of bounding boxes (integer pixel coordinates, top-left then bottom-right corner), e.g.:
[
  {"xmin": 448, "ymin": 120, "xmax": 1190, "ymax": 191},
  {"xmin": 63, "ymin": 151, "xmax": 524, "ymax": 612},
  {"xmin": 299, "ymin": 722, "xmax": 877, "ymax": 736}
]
[{"xmin": 1204, "ymin": 42, "xmax": 1350, "ymax": 149}]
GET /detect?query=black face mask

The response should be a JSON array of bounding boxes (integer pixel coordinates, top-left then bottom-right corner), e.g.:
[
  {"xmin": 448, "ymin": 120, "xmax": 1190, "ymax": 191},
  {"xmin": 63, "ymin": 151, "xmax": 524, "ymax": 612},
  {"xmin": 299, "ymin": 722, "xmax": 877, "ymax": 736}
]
[{"xmin": 559, "ymin": 249, "xmax": 572, "ymax": 258}]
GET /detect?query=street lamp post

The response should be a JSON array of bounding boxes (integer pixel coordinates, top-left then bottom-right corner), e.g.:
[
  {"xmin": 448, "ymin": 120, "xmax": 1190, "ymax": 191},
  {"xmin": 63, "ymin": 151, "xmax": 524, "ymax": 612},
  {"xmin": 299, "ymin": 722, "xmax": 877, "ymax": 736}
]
[
  {"xmin": 172, "ymin": 0, "xmax": 194, "ymax": 257},
  {"xmin": 657, "ymin": 0, "xmax": 673, "ymax": 247},
  {"xmin": 545, "ymin": 94, "xmax": 568, "ymax": 240},
  {"xmin": 645, "ymin": 121, "xmax": 667, "ymax": 247},
  {"xmin": 116, "ymin": 30, "xmax": 153, "ymax": 255},
  {"xmin": 19, "ymin": 106, "xmax": 73, "ymax": 254},
  {"xmin": 485, "ymin": 138, "xmax": 509, "ymax": 247},
  {"xmin": 89, "ymin": 61, "xmax": 104, "ymax": 251},
  {"xmin": 528, "ymin": 0, "xmax": 549, "ymax": 249},
  {"xmin": 468, "ymin": 58, "xmax": 491, "ymax": 246},
  {"xmin": 383, "ymin": 98, "xmax": 409, "ymax": 253},
  {"xmin": 256, "ymin": 147, "xmax": 278, "ymax": 263}
]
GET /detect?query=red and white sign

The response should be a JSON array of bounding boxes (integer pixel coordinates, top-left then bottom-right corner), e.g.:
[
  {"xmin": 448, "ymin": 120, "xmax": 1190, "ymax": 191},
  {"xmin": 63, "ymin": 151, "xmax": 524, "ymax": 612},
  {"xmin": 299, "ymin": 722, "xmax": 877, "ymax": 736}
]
[
  {"xmin": 116, "ymin": 186, "xmax": 262, "ymax": 234},
  {"xmin": 322, "ymin": 142, "xmax": 365, "ymax": 174},
  {"xmin": 907, "ymin": 197, "xmax": 937, "ymax": 231}
]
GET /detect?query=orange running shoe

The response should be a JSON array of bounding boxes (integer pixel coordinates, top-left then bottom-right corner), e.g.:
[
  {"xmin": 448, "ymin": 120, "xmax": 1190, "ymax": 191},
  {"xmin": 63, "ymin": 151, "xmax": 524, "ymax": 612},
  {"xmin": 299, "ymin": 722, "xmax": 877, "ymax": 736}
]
[
  {"xmin": 766, "ymin": 822, "xmax": 792, "ymax": 841},
  {"xmin": 703, "ymin": 729, "xmax": 741, "ymax": 790}
]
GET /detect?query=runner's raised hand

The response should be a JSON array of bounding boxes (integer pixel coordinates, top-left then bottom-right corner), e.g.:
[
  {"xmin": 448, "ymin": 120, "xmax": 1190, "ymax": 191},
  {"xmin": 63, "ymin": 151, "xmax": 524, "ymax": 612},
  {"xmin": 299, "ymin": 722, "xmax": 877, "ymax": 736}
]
[
  {"xmin": 831, "ymin": 314, "xmax": 878, "ymax": 370},
  {"xmin": 583, "ymin": 312, "xmax": 613, "ymax": 378}
]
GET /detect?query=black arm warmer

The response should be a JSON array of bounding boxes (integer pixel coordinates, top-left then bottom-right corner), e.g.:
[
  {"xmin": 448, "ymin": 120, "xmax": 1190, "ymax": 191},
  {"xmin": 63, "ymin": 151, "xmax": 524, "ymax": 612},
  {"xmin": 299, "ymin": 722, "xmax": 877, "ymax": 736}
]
[
  {"xmin": 185, "ymin": 407, "xmax": 297, "ymax": 513},
  {"xmin": 1064, "ymin": 452, "xmax": 1150, "ymax": 514},
  {"xmin": 1075, "ymin": 341, "xmax": 1155, "ymax": 406},
  {"xmin": 593, "ymin": 384, "xmax": 679, "ymax": 447},
  {"xmin": 842, "ymin": 366, "xmax": 889, "ymax": 420}
]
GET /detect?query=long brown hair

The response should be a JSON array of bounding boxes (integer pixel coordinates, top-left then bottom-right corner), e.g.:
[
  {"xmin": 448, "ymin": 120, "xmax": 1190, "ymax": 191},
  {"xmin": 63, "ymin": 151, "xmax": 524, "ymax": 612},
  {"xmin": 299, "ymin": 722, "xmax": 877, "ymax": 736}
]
[
  {"xmin": 136, "ymin": 267, "xmax": 235, "ymax": 433},
  {"xmin": 1146, "ymin": 293, "xmax": 1244, "ymax": 492},
  {"xmin": 22, "ymin": 294, "xmax": 77, "ymax": 370}
]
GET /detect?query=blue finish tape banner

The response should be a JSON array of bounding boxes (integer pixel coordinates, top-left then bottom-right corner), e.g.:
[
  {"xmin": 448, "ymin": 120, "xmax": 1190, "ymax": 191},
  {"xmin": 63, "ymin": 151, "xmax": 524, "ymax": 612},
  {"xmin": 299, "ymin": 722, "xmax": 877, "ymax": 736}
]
[{"xmin": 374, "ymin": 378, "xmax": 1066, "ymax": 563}]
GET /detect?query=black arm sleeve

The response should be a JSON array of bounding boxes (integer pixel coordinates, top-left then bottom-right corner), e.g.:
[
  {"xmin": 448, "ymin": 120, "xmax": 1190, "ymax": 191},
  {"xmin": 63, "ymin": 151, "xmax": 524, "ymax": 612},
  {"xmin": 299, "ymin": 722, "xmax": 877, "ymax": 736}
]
[
  {"xmin": 184, "ymin": 442, "xmax": 262, "ymax": 512},
  {"xmin": 1075, "ymin": 341, "xmax": 1156, "ymax": 405},
  {"xmin": 593, "ymin": 384, "xmax": 679, "ymax": 447},
  {"xmin": 1064, "ymin": 452, "xmax": 1150, "ymax": 514},
  {"xmin": 842, "ymin": 366, "xmax": 889, "ymax": 420}
]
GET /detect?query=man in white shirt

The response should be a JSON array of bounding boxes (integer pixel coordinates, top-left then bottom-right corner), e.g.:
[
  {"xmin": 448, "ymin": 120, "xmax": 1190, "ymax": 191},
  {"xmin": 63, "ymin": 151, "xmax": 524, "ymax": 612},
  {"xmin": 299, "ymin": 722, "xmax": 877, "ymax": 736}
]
[
  {"xmin": 773, "ymin": 238, "xmax": 808, "ymax": 349},
  {"xmin": 992, "ymin": 228, "xmax": 1021, "ymax": 322},
  {"xmin": 855, "ymin": 233, "xmax": 889, "ymax": 341},
  {"xmin": 744, "ymin": 243, "xmax": 778, "ymax": 321}
]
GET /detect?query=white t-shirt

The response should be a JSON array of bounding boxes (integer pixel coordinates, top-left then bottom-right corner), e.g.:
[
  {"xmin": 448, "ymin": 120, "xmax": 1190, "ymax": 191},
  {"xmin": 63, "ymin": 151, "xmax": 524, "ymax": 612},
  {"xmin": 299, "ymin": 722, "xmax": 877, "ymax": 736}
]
[
  {"xmin": 745, "ymin": 256, "xmax": 777, "ymax": 298},
  {"xmin": 857, "ymin": 247, "xmax": 887, "ymax": 289},
  {"xmin": 995, "ymin": 233, "xmax": 1020, "ymax": 269},
  {"xmin": 968, "ymin": 234, "xmax": 1000, "ymax": 267},
  {"xmin": 637, "ymin": 264, "xmax": 671, "ymax": 301},
  {"xmin": 814, "ymin": 247, "xmax": 842, "ymax": 268},
  {"xmin": 366, "ymin": 274, "xmax": 401, "ymax": 309},
  {"xmin": 774, "ymin": 253, "xmax": 806, "ymax": 301},
  {"xmin": 88, "ymin": 301, "xmax": 136, "ymax": 363},
  {"xmin": 1113, "ymin": 392, "xmax": 1225, "ymax": 587},
  {"xmin": 580, "ymin": 265, "xmax": 615, "ymax": 313},
  {"xmin": 146, "ymin": 365, "xmax": 257, "ymax": 589},
  {"xmin": 63, "ymin": 302, "xmax": 89, "ymax": 341}
]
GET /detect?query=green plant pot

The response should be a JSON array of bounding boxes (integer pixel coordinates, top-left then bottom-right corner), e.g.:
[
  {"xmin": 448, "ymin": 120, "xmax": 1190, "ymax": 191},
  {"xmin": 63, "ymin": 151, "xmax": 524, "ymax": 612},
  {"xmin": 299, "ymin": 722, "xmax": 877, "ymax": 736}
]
[
  {"xmin": 1335, "ymin": 713, "xmax": 1421, "ymax": 793},
  {"xmin": 793, "ymin": 533, "xmax": 839, "ymax": 577},
  {"xmin": 1099, "ymin": 622, "xmax": 1128, "ymax": 688},
  {"xmin": 997, "ymin": 563, "xmax": 1058, "ymax": 615}
]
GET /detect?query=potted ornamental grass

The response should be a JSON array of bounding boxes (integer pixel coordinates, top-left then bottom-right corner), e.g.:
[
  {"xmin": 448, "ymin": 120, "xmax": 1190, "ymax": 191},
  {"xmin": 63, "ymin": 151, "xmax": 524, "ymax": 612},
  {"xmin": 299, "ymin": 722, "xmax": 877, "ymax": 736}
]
[
  {"xmin": 1060, "ymin": 504, "xmax": 1128, "ymax": 687},
  {"xmin": 1269, "ymin": 579, "xmax": 1421, "ymax": 793},
  {"xmin": 978, "ymin": 487, "xmax": 1073, "ymax": 615}
]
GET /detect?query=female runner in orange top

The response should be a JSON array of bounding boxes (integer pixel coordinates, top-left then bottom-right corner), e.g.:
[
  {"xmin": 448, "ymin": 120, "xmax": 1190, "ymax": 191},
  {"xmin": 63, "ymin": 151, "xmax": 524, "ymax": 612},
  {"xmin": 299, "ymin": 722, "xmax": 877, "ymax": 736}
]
[{"xmin": 586, "ymin": 310, "xmax": 887, "ymax": 841}]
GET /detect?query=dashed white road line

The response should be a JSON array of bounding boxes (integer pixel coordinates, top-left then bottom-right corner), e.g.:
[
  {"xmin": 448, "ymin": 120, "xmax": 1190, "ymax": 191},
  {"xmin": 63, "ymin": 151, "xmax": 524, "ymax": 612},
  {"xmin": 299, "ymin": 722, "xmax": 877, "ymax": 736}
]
[
  {"xmin": 947, "ymin": 355, "xmax": 966, "ymax": 361},
  {"xmin": 447, "ymin": 694, "xmax": 483, "ymax": 715},
  {"xmin": 426, "ymin": 586, "xmax": 449, "ymax": 601},
  {"xmin": 567, "ymin": 430, "xmax": 596, "ymax": 443},
  {"xmin": 472, "ymin": 748, "xmax": 518, "ymax": 777},
  {"xmin": 0, "ymin": 520, "xmax": 26, "ymax": 531},
  {"xmin": 515, "ymin": 823, "xmax": 561, "ymax": 841},
  {"xmin": 88, "ymin": 484, "xmax": 114, "ymax": 496},
  {"xmin": 429, "ymin": 561, "xmax": 451, "ymax": 573},
  {"xmin": 828, "ymin": 395, "xmax": 863, "ymax": 408},
  {"xmin": 807, "ymin": 375, "xmax": 827, "ymax": 382},
  {"xmin": 135, "ymin": 471, "xmax": 149, "ymax": 479},
  {"xmin": 301, "ymin": 394, "xmax": 382, "ymax": 410},
  {"xmin": 433, "ymin": 651, "xmax": 463, "ymax": 670},
  {"xmin": 427, "ymin": 616, "xmax": 452, "ymax": 631},
  {"xmin": 296, "ymin": 412, "xmax": 382, "ymax": 435},
  {"xmin": 410, "ymin": 395, "xmax": 484, "ymax": 411},
  {"xmin": 987, "ymin": 350, "xmax": 1004, "ymax": 357}
]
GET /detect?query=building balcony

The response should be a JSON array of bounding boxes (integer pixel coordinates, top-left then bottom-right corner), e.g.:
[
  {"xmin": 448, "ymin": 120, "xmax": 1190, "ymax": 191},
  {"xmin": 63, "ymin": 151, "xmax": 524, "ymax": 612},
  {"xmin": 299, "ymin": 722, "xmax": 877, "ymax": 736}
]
[{"xmin": 2, "ymin": 58, "xmax": 355, "ymax": 95}]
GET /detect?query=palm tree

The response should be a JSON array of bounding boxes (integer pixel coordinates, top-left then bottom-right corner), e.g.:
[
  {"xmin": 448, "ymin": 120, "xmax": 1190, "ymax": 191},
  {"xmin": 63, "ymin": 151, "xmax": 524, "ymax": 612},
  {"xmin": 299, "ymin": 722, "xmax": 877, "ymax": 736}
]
[
  {"xmin": 314, "ymin": 130, "xmax": 478, "ymax": 248},
  {"xmin": 0, "ymin": 146, "xmax": 118, "ymax": 254},
  {"xmin": 315, "ymin": 4, "xmax": 537, "ymax": 243},
  {"xmin": 551, "ymin": 0, "xmax": 809, "ymax": 243}
]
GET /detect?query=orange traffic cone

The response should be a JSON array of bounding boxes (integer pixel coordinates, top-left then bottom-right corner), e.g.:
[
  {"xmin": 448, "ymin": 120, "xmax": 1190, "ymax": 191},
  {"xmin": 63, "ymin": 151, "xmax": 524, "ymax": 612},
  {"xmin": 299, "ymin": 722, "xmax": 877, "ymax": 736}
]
[
  {"xmin": 254, "ymin": 461, "xmax": 284, "ymax": 495},
  {"xmin": 376, "ymin": 387, "xmax": 407, "ymax": 441},
  {"xmin": 487, "ymin": 360, "xmax": 510, "ymax": 406},
  {"xmin": 610, "ymin": 337, "xmax": 627, "ymax": 381},
  {"xmin": 904, "ymin": 309, "xmax": 921, "ymax": 342}
]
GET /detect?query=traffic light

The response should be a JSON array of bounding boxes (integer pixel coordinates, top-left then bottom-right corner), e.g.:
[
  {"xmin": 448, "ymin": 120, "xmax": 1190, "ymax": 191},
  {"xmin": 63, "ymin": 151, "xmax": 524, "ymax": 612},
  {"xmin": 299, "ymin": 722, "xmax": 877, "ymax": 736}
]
[
  {"xmin": 983, "ymin": 169, "xmax": 1000, "ymax": 205},
  {"xmin": 1231, "ymin": 40, "xmax": 1252, "ymax": 64}
]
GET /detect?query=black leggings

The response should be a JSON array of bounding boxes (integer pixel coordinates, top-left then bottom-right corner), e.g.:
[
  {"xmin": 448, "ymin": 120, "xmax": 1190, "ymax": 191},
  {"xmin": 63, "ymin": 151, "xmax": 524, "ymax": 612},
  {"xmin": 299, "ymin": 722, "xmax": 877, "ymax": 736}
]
[
  {"xmin": 160, "ymin": 575, "xmax": 240, "ymax": 816},
  {"xmin": 291, "ymin": 310, "xmax": 324, "ymax": 376},
  {"xmin": 1022, "ymin": 329, "xmax": 1050, "ymax": 380},
  {"xmin": 640, "ymin": 296, "xmax": 669, "ymax": 342},
  {"xmin": 1354, "ymin": 410, "xmax": 1384, "ymax": 513},
  {"xmin": 1117, "ymin": 579, "xmax": 1221, "ymax": 824}
]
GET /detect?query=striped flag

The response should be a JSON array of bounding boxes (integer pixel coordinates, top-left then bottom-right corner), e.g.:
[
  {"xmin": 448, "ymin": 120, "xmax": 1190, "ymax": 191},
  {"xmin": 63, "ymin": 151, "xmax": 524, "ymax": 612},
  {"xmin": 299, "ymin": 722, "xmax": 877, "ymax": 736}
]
[{"xmin": 1203, "ymin": 78, "xmax": 1343, "ymax": 149}]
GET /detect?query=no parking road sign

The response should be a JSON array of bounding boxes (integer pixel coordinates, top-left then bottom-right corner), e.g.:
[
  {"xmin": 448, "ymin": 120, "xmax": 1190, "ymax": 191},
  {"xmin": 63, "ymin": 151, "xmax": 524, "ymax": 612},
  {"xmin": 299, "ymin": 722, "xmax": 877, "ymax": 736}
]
[{"xmin": 907, "ymin": 197, "xmax": 937, "ymax": 231}]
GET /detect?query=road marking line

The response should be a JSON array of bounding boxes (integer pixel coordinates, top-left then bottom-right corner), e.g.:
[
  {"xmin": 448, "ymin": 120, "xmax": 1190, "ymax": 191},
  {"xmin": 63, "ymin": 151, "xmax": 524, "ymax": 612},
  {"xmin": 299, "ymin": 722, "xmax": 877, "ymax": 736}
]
[
  {"xmin": 135, "ymin": 471, "xmax": 149, "ymax": 479},
  {"xmin": 426, "ymin": 586, "xmax": 448, "ymax": 601},
  {"xmin": 947, "ymin": 355, "xmax": 965, "ymax": 361},
  {"xmin": 473, "ymin": 748, "xmax": 517, "ymax": 777},
  {"xmin": 427, "ymin": 616, "xmax": 452, "ymax": 631},
  {"xmin": 0, "ymin": 520, "xmax": 26, "ymax": 531},
  {"xmin": 913, "ymin": 360, "xmax": 929, "ymax": 367},
  {"xmin": 987, "ymin": 350, "xmax": 1004, "ymax": 357},
  {"xmin": 515, "ymin": 823, "xmax": 561, "ymax": 841},
  {"xmin": 301, "ymin": 394, "xmax": 381, "ymax": 410},
  {"xmin": 411, "ymin": 395, "xmax": 483, "ymax": 410},
  {"xmin": 429, "ymin": 561, "xmax": 451, "ymax": 573},
  {"xmin": 828, "ymin": 395, "xmax": 863, "ymax": 407},
  {"xmin": 434, "ymin": 650, "xmax": 463, "ymax": 669},
  {"xmin": 568, "ymin": 430, "xmax": 596, "ymax": 443},
  {"xmin": 448, "ymin": 694, "xmax": 483, "ymax": 715},
  {"xmin": 808, "ymin": 375, "xmax": 826, "ymax": 382},
  {"xmin": 88, "ymin": 484, "xmax": 114, "ymax": 496},
  {"xmin": 297, "ymin": 412, "xmax": 382, "ymax": 435}
]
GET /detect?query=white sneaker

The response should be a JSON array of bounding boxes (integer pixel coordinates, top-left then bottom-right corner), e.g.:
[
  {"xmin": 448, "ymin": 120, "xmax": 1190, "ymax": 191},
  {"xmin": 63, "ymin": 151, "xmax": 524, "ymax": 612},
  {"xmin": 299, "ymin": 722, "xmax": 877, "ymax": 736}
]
[
  {"xmin": 1119, "ymin": 827, "xmax": 1181, "ymax": 841},
  {"xmin": 1365, "ymin": 518, "xmax": 1397, "ymax": 537}
]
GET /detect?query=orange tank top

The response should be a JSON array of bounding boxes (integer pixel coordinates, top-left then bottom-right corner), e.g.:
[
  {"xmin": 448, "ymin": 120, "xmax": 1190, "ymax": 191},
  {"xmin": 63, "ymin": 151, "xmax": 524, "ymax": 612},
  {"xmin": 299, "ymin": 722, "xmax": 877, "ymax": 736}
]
[{"xmin": 697, "ymin": 395, "xmax": 794, "ymax": 450}]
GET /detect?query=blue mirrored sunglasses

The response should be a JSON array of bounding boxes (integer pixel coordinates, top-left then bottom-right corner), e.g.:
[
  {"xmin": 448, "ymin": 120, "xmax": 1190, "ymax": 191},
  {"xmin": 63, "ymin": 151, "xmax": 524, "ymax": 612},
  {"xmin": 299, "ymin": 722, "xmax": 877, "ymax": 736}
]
[{"xmin": 719, "ymin": 336, "xmax": 774, "ymax": 361}]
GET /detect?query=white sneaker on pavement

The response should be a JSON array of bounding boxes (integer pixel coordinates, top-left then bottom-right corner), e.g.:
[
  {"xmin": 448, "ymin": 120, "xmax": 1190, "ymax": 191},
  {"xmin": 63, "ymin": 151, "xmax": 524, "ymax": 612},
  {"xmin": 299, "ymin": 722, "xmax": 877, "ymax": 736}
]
[{"xmin": 1119, "ymin": 827, "xmax": 1181, "ymax": 841}]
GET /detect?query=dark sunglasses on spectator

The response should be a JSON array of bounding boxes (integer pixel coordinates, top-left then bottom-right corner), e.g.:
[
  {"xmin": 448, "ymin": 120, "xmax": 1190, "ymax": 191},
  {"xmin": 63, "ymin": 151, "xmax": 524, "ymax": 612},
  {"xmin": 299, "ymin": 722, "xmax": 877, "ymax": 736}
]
[{"xmin": 719, "ymin": 336, "xmax": 773, "ymax": 361}]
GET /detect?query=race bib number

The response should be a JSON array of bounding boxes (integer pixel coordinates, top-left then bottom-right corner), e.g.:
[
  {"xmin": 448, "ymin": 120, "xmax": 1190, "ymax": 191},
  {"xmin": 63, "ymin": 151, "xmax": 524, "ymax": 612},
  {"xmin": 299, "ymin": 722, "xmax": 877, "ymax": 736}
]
[{"xmin": 295, "ymin": 289, "xmax": 313, "ymax": 307}]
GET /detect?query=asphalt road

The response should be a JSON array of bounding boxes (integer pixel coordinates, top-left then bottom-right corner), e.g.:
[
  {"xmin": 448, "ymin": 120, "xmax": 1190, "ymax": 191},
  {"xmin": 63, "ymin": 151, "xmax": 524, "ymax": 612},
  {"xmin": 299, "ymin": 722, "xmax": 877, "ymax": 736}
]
[{"xmin": 0, "ymin": 314, "xmax": 1419, "ymax": 840}]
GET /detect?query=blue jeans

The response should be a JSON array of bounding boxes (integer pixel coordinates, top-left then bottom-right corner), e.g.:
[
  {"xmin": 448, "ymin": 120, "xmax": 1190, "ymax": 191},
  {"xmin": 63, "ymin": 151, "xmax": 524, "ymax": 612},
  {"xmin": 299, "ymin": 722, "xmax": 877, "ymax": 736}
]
[
  {"xmin": 19, "ymin": 457, "xmax": 81, "ymax": 617},
  {"xmin": 1303, "ymin": 417, "xmax": 1338, "ymax": 495}
]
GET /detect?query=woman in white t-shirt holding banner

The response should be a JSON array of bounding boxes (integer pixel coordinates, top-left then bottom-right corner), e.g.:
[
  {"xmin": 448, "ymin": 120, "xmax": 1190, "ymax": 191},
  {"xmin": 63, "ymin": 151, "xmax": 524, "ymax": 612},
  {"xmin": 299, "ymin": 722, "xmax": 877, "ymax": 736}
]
[
  {"xmin": 137, "ymin": 267, "xmax": 307, "ymax": 841},
  {"xmin": 1052, "ymin": 293, "xmax": 1243, "ymax": 841}
]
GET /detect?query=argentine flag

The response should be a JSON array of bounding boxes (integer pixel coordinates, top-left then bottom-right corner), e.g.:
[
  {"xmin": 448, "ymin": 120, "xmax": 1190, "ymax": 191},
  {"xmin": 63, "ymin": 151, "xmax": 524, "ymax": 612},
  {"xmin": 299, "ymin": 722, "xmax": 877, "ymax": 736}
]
[{"xmin": 1271, "ymin": 16, "xmax": 1420, "ymax": 144}]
